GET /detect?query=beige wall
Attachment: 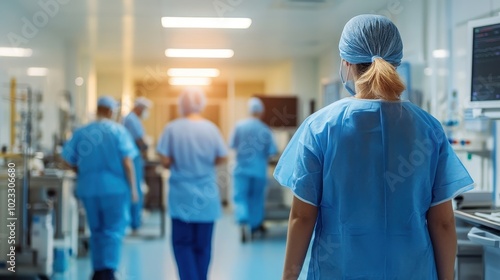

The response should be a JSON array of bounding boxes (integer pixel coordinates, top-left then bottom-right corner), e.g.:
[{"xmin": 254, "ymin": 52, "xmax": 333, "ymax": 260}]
[{"xmin": 264, "ymin": 61, "xmax": 292, "ymax": 94}]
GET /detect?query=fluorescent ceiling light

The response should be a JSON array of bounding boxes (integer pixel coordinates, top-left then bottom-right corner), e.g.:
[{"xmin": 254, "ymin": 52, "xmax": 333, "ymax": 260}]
[
  {"xmin": 432, "ymin": 49, "xmax": 449, "ymax": 58},
  {"xmin": 0, "ymin": 47, "xmax": 33, "ymax": 57},
  {"xmin": 167, "ymin": 68, "xmax": 220, "ymax": 77},
  {"xmin": 165, "ymin": 49, "xmax": 234, "ymax": 58},
  {"xmin": 162, "ymin": 17, "xmax": 251, "ymax": 29},
  {"xmin": 169, "ymin": 77, "xmax": 212, "ymax": 86},
  {"xmin": 27, "ymin": 67, "xmax": 48, "ymax": 76}
]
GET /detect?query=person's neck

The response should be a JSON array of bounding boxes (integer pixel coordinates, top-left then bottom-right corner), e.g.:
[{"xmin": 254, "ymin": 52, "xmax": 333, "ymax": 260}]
[
  {"xmin": 96, "ymin": 115, "xmax": 110, "ymax": 120},
  {"xmin": 186, "ymin": 113, "xmax": 203, "ymax": 120},
  {"xmin": 133, "ymin": 108, "xmax": 142, "ymax": 116}
]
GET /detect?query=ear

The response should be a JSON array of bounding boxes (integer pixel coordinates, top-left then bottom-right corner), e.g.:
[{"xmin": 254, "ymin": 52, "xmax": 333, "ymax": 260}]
[{"xmin": 344, "ymin": 60, "xmax": 352, "ymax": 67}]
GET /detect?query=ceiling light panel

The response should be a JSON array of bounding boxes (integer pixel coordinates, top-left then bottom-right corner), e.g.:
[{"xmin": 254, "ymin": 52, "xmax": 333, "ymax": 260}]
[
  {"xmin": 0, "ymin": 47, "xmax": 33, "ymax": 57},
  {"xmin": 167, "ymin": 68, "xmax": 220, "ymax": 77},
  {"xmin": 165, "ymin": 49, "xmax": 234, "ymax": 58},
  {"xmin": 27, "ymin": 67, "xmax": 48, "ymax": 76},
  {"xmin": 162, "ymin": 17, "xmax": 252, "ymax": 29},
  {"xmin": 169, "ymin": 77, "xmax": 212, "ymax": 86}
]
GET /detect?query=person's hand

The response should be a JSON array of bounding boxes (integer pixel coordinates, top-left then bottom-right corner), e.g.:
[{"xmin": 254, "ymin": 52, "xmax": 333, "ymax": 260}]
[{"xmin": 131, "ymin": 189, "xmax": 139, "ymax": 203}]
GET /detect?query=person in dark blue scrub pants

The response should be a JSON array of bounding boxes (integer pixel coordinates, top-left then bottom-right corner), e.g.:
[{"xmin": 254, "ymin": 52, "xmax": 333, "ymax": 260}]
[
  {"xmin": 123, "ymin": 97, "xmax": 152, "ymax": 234},
  {"xmin": 157, "ymin": 88, "xmax": 227, "ymax": 280},
  {"xmin": 62, "ymin": 96, "xmax": 139, "ymax": 280}
]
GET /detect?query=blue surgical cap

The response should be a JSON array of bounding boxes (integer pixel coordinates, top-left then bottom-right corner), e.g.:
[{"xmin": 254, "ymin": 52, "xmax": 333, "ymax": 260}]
[
  {"xmin": 248, "ymin": 97, "xmax": 264, "ymax": 114},
  {"xmin": 339, "ymin": 14, "xmax": 403, "ymax": 66},
  {"xmin": 178, "ymin": 87, "xmax": 206, "ymax": 116},
  {"xmin": 97, "ymin": 96, "xmax": 118, "ymax": 110}
]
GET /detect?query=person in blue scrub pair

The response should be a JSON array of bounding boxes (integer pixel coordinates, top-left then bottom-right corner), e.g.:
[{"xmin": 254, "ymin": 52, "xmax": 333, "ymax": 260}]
[
  {"xmin": 230, "ymin": 97, "xmax": 278, "ymax": 242},
  {"xmin": 275, "ymin": 15, "xmax": 475, "ymax": 280},
  {"xmin": 62, "ymin": 96, "xmax": 139, "ymax": 280},
  {"xmin": 157, "ymin": 87, "xmax": 227, "ymax": 280},
  {"xmin": 123, "ymin": 96, "xmax": 152, "ymax": 235}
]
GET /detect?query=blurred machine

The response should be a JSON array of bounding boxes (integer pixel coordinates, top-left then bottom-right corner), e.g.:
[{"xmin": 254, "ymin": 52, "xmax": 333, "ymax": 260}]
[
  {"xmin": 0, "ymin": 81, "xmax": 79, "ymax": 279},
  {"xmin": 0, "ymin": 163, "xmax": 78, "ymax": 279},
  {"xmin": 454, "ymin": 15, "xmax": 500, "ymax": 280}
]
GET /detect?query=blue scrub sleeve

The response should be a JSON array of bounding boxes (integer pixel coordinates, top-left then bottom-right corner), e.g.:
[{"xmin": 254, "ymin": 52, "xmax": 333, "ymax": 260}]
[
  {"xmin": 156, "ymin": 127, "xmax": 171, "ymax": 157},
  {"xmin": 61, "ymin": 132, "xmax": 79, "ymax": 166},
  {"xmin": 117, "ymin": 127, "xmax": 139, "ymax": 159},
  {"xmin": 431, "ymin": 138, "xmax": 475, "ymax": 206},
  {"xmin": 124, "ymin": 115, "xmax": 144, "ymax": 140},
  {"xmin": 273, "ymin": 124, "xmax": 323, "ymax": 206}
]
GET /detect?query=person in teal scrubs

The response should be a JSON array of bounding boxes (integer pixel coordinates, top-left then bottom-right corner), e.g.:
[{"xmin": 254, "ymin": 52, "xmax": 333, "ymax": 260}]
[
  {"xmin": 274, "ymin": 15, "xmax": 474, "ymax": 280},
  {"xmin": 123, "ymin": 97, "xmax": 152, "ymax": 234},
  {"xmin": 62, "ymin": 96, "xmax": 139, "ymax": 280},
  {"xmin": 157, "ymin": 88, "xmax": 227, "ymax": 280},
  {"xmin": 230, "ymin": 97, "xmax": 277, "ymax": 241}
]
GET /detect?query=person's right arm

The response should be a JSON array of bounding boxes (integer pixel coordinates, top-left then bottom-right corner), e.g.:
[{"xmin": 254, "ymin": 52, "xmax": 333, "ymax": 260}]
[
  {"xmin": 135, "ymin": 138, "xmax": 148, "ymax": 158},
  {"xmin": 427, "ymin": 200, "xmax": 456, "ymax": 280},
  {"xmin": 123, "ymin": 157, "xmax": 138, "ymax": 203},
  {"xmin": 282, "ymin": 196, "xmax": 318, "ymax": 280}
]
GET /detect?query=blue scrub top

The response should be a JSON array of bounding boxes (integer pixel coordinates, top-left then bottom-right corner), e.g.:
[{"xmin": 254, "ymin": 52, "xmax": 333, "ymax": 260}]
[
  {"xmin": 229, "ymin": 118, "xmax": 277, "ymax": 179},
  {"xmin": 123, "ymin": 112, "xmax": 144, "ymax": 140},
  {"xmin": 157, "ymin": 118, "xmax": 228, "ymax": 223},
  {"xmin": 62, "ymin": 119, "xmax": 138, "ymax": 198},
  {"xmin": 274, "ymin": 98, "xmax": 474, "ymax": 279}
]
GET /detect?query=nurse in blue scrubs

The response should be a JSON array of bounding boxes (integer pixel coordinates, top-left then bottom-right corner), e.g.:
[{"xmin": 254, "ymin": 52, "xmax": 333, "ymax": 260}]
[
  {"xmin": 123, "ymin": 97, "xmax": 152, "ymax": 234},
  {"xmin": 274, "ymin": 15, "xmax": 475, "ymax": 280},
  {"xmin": 230, "ymin": 97, "xmax": 277, "ymax": 241},
  {"xmin": 157, "ymin": 88, "xmax": 227, "ymax": 280},
  {"xmin": 62, "ymin": 96, "xmax": 139, "ymax": 280}
]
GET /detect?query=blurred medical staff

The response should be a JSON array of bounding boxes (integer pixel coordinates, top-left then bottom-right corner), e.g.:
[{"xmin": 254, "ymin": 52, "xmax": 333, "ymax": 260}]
[
  {"xmin": 123, "ymin": 96, "xmax": 152, "ymax": 233},
  {"xmin": 229, "ymin": 97, "xmax": 277, "ymax": 241},
  {"xmin": 157, "ymin": 88, "xmax": 227, "ymax": 280},
  {"xmin": 274, "ymin": 15, "xmax": 474, "ymax": 280},
  {"xmin": 62, "ymin": 96, "xmax": 138, "ymax": 280}
]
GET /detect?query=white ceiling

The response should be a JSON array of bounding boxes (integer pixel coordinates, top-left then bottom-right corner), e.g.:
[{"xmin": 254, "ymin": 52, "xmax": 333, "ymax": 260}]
[{"xmin": 10, "ymin": 0, "xmax": 392, "ymax": 81}]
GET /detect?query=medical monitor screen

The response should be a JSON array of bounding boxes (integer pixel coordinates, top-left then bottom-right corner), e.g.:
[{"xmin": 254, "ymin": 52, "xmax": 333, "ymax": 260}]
[{"xmin": 471, "ymin": 23, "xmax": 500, "ymax": 102}]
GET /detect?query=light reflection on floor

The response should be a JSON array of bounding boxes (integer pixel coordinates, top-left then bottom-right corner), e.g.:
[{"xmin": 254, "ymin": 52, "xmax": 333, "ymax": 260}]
[{"xmin": 52, "ymin": 211, "xmax": 291, "ymax": 280}]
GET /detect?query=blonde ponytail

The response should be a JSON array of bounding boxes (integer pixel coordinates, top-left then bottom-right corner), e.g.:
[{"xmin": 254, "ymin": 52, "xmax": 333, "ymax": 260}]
[{"xmin": 355, "ymin": 58, "xmax": 405, "ymax": 101}]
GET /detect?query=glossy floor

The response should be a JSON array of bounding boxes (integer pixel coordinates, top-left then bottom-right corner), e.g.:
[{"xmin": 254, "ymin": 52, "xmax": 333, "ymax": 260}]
[{"xmin": 52, "ymin": 211, "xmax": 291, "ymax": 280}]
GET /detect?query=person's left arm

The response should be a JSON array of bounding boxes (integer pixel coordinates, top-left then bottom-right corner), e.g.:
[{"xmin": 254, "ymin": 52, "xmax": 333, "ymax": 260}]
[
  {"xmin": 61, "ymin": 131, "xmax": 79, "ymax": 173},
  {"xmin": 118, "ymin": 127, "xmax": 139, "ymax": 202},
  {"xmin": 157, "ymin": 125, "xmax": 174, "ymax": 169},
  {"xmin": 126, "ymin": 115, "xmax": 149, "ymax": 157}
]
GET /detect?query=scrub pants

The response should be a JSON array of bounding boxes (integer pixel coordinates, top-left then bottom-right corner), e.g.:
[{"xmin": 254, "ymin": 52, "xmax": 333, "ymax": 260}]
[
  {"xmin": 233, "ymin": 174, "xmax": 267, "ymax": 230},
  {"xmin": 81, "ymin": 193, "xmax": 129, "ymax": 273},
  {"xmin": 172, "ymin": 219, "xmax": 214, "ymax": 280},
  {"xmin": 131, "ymin": 156, "xmax": 144, "ymax": 230}
]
